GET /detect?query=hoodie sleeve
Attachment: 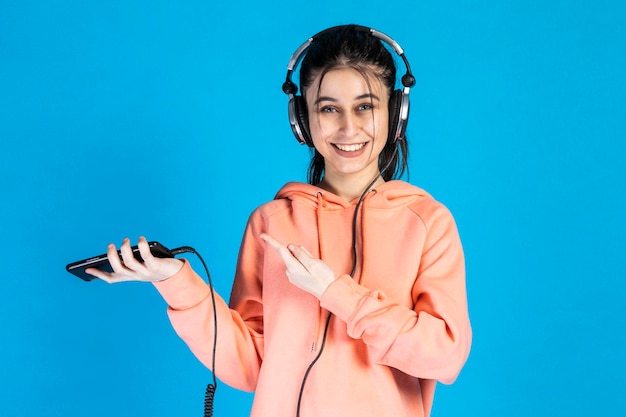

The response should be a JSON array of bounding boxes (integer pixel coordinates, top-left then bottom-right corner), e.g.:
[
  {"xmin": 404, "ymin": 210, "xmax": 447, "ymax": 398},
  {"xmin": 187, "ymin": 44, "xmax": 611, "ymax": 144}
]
[
  {"xmin": 152, "ymin": 212, "xmax": 265, "ymax": 392},
  {"xmin": 319, "ymin": 203, "xmax": 471, "ymax": 384}
]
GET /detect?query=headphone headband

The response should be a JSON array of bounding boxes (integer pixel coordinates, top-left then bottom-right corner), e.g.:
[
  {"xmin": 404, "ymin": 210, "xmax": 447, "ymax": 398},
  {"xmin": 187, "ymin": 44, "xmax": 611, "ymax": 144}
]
[
  {"xmin": 283, "ymin": 25, "xmax": 415, "ymax": 94},
  {"xmin": 283, "ymin": 25, "xmax": 414, "ymax": 146}
]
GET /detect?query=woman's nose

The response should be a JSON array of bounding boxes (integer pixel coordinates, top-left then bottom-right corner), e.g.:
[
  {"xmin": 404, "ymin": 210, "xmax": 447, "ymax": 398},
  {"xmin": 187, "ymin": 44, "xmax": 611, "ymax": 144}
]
[{"xmin": 338, "ymin": 112, "xmax": 359, "ymax": 137}]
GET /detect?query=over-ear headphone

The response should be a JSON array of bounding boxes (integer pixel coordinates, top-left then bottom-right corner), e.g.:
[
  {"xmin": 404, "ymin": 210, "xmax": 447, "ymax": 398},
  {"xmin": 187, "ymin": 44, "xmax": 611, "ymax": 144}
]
[{"xmin": 282, "ymin": 25, "xmax": 415, "ymax": 147}]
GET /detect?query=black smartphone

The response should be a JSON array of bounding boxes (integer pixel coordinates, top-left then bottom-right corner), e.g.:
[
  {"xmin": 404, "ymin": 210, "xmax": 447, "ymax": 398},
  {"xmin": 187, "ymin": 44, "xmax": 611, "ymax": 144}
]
[{"xmin": 66, "ymin": 241, "xmax": 174, "ymax": 281}]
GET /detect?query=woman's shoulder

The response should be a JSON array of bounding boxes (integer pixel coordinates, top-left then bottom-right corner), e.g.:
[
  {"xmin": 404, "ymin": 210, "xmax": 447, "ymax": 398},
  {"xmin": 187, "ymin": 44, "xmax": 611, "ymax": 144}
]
[
  {"xmin": 249, "ymin": 181, "xmax": 318, "ymax": 218},
  {"xmin": 377, "ymin": 180, "xmax": 456, "ymax": 224}
]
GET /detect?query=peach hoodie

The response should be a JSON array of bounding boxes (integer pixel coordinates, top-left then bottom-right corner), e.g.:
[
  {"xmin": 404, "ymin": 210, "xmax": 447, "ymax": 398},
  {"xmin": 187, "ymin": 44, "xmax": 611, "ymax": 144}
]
[{"xmin": 153, "ymin": 180, "xmax": 471, "ymax": 417}]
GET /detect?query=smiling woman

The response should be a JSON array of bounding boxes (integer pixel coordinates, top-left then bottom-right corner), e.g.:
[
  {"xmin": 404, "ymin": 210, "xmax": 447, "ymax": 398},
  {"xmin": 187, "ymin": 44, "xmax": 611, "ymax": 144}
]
[{"xmin": 84, "ymin": 25, "xmax": 471, "ymax": 417}]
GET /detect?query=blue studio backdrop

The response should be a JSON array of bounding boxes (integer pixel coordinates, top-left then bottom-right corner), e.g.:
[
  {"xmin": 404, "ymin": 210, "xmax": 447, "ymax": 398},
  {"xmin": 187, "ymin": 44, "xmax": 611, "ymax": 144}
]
[{"xmin": 1, "ymin": 1, "xmax": 625, "ymax": 416}]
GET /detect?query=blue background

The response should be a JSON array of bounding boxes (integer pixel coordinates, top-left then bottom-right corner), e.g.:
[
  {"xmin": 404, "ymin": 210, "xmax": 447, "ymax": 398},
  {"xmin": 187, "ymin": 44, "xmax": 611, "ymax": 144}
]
[{"xmin": 1, "ymin": 1, "xmax": 625, "ymax": 416}]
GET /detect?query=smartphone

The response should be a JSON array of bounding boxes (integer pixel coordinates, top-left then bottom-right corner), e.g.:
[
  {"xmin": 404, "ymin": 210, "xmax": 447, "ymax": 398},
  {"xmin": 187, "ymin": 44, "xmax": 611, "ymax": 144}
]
[{"xmin": 66, "ymin": 241, "xmax": 174, "ymax": 281}]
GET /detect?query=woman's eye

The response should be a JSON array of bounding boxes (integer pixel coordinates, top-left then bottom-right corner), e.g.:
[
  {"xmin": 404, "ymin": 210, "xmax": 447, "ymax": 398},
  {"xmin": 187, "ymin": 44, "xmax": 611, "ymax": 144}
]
[
  {"xmin": 319, "ymin": 106, "xmax": 338, "ymax": 113},
  {"xmin": 357, "ymin": 103, "xmax": 374, "ymax": 111}
]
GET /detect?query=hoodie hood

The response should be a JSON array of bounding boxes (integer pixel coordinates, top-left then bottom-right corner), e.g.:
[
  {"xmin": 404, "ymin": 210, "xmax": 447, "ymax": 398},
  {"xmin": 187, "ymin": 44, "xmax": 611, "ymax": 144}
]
[{"xmin": 274, "ymin": 180, "xmax": 431, "ymax": 211}]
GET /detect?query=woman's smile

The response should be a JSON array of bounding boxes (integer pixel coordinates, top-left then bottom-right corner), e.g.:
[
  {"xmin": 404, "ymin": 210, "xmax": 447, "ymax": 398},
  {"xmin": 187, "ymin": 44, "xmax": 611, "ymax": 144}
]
[{"xmin": 333, "ymin": 141, "xmax": 368, "ymax": 155}]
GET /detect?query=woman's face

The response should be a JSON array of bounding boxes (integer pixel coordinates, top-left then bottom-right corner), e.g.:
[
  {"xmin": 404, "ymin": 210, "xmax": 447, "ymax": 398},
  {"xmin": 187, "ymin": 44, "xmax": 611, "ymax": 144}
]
[{"xmin": 305, "ymin": 67, "xmax": 390, "ymax": 183}]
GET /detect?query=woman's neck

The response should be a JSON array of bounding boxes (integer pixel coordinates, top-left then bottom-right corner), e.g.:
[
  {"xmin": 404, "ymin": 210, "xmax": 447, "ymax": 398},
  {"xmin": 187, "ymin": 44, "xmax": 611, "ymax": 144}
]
[{"xmin": 319, "ymin": 171, "xmax": 385, "ymax": 202}]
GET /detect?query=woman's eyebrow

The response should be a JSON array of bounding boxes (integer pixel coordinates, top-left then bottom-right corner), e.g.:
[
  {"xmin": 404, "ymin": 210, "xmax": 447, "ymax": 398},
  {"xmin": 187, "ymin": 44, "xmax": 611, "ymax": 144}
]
[
  {"xmin": 314, "ymin": 96, "xmax": 338, "ymax": 105},
  {"xmin": 314, "ymin": 93, "xmax": 380, "ymax": 105},
  {"xmin": 355, "ymin": 93, "xmax": 380, "ymax": 101}
]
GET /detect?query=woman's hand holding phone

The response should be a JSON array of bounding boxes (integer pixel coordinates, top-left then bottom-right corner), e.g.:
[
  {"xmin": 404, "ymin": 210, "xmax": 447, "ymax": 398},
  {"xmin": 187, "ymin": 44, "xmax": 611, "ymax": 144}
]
[{"xmin": 85, "ymin": 236, "xmax": 183, "ymax": 283}]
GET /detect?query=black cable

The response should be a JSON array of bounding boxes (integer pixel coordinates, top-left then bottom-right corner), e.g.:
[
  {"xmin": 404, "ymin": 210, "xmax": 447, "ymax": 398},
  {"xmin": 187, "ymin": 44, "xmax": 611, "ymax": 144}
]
[
  {"xmin": 171, "ymin": 246, "xmax": 218, "ymax": 417},
  {"xmin": 295, "ymin": 311, "xmax": 331, "ymax": 416}
]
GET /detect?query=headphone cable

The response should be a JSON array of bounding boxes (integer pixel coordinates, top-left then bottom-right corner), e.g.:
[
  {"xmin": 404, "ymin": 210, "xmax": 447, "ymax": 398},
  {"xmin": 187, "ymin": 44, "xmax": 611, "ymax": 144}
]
[{"xmin": 170, "ymin": 246, "xmax": 218, "ymax": 417}]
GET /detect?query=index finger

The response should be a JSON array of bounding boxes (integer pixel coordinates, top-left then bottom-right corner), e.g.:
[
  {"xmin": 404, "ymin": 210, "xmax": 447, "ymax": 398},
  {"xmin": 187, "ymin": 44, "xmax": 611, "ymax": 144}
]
[
  {"xmin": 260, "ymin": 233, "xmax": 302, "ymax": 262},
  {"xmin": 259, "ymin": 233, "xmax": 287, "ymax": 253}
]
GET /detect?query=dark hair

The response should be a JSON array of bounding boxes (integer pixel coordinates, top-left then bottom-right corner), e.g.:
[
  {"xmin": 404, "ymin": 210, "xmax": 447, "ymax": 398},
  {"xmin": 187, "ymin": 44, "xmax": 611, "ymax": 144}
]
[{"xmin": 299, "ymin": 25, "xmax": 409, "ymax": 185}]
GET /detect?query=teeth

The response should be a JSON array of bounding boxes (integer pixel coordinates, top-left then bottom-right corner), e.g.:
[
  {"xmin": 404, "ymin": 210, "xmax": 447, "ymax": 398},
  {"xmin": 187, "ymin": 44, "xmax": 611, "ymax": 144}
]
[{"xmin": 335, "ymin": 143, "xmax": 366, "ymax": 152}]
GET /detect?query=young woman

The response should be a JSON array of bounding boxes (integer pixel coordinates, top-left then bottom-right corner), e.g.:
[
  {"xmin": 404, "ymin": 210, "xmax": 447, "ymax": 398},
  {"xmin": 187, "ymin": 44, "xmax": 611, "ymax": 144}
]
[{"xmin": 87, "ymin": 25, "xmax": 471, "ymax": 417}]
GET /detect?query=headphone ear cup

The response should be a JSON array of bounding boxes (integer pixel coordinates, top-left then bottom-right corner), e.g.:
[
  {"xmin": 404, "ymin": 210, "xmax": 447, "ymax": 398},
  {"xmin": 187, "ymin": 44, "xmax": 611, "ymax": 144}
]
[
  {"xmin": 294, "ymin": 97, "xmax": 313, "ymax": 147},
  {"xmin": 288, "ymin": 96, "xmax": 313, "ymax": 146},
  {"xmin": 388, "ymin": 89, "xmax": 409, "ymax": 142}
]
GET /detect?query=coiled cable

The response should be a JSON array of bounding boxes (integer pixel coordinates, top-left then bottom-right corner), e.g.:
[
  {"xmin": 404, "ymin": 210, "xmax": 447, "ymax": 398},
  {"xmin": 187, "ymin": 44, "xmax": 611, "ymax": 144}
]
[{"xmin": 171, "ymin": 246, "xmax": 218, "ymax": 417}]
